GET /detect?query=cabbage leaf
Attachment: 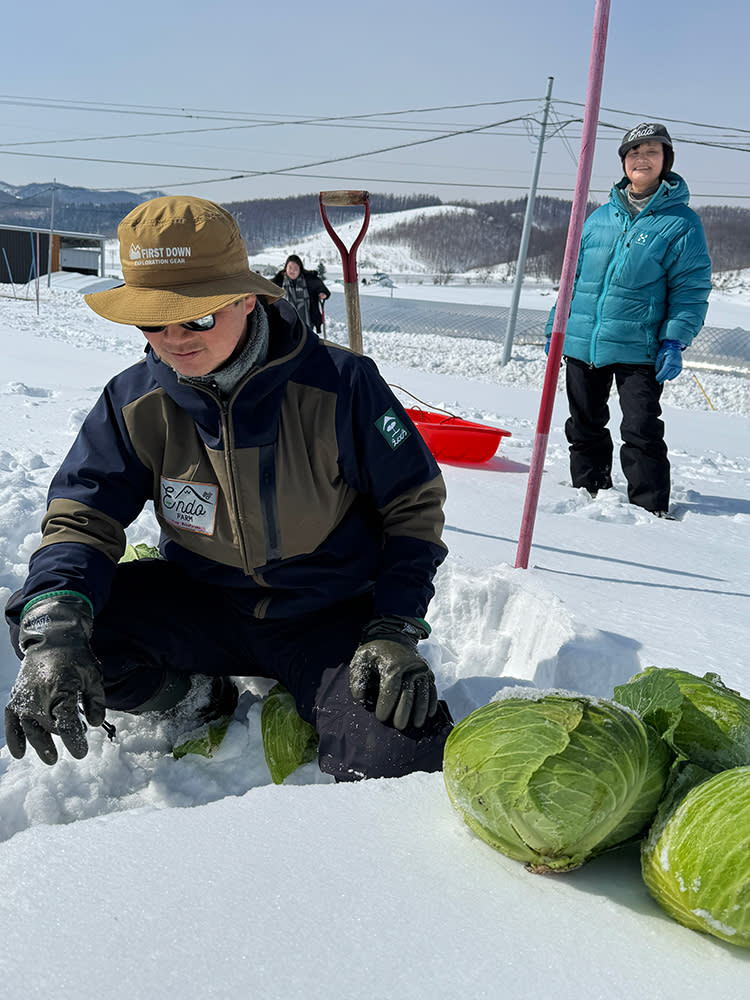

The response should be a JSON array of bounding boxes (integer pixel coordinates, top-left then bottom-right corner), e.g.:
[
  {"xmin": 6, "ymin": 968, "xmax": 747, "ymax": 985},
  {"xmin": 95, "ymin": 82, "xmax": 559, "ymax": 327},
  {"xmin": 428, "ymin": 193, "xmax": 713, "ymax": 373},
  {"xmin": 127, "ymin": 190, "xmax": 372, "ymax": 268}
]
[
  {"xmin": 261, "ymin": 684, "xmax": 319, "ymax": 784},
  {"xmin": 614, "ymin": 667, "xmax": 750, "ymax": 772}
]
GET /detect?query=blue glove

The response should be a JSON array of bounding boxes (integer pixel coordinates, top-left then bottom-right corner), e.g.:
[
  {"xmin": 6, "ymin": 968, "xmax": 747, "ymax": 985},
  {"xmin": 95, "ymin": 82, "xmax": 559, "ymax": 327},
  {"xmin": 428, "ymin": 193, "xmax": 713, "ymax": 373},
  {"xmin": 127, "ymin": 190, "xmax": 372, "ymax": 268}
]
[
  {"xmin": 655, "ymin": 340, "xmax": 685, "ymax": 383},
  {"xmin": 544, "ymin": 339, "xmax": 551, "ymax": 356}
]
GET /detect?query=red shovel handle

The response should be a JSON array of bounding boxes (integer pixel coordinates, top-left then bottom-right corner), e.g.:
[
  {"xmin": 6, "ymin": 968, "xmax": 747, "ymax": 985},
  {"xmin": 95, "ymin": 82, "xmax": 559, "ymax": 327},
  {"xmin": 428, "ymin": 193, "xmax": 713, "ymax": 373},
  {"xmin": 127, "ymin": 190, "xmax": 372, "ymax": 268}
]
[{"xmin": 319, "ymin": 190, "xmax": 370, "ymax": 283}]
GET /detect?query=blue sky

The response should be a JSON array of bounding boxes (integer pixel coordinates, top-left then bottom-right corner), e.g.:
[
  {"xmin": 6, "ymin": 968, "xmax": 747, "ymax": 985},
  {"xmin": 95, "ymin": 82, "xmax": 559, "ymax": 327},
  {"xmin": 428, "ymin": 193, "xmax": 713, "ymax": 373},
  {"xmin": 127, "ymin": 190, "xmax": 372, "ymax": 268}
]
[{"xmin": 1, "ymin": 0, "xmax": 746, "ymax": 209}]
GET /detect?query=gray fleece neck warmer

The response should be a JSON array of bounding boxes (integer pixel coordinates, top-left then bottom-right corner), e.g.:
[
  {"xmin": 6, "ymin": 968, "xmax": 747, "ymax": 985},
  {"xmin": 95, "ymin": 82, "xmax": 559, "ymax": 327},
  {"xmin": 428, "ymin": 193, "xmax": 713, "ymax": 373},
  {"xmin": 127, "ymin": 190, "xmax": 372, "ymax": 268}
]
[
  {"xmin": 178, "ymin": 302, "xmax": 270, "ymax": 399},
  {"xmin": 622, "ymin": 183, "xmax": 659, "ymax": 218}
]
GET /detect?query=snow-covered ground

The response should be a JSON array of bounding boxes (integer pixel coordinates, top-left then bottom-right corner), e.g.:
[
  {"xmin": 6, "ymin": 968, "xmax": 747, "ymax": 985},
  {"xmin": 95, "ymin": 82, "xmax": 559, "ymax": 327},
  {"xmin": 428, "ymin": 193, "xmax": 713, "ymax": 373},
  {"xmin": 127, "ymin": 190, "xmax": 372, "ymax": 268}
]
[{"xmin": 1, "ymin": 267, "xmax": 749, "ymax": 998}]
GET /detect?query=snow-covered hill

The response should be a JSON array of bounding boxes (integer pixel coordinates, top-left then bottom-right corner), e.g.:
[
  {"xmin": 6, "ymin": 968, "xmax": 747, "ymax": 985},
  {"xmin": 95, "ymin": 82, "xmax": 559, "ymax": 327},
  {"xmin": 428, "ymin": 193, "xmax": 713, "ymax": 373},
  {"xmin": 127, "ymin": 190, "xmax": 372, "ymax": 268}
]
[{"xmin": 246, "ymin": 203, "xmax": 483, "ymax": 277}]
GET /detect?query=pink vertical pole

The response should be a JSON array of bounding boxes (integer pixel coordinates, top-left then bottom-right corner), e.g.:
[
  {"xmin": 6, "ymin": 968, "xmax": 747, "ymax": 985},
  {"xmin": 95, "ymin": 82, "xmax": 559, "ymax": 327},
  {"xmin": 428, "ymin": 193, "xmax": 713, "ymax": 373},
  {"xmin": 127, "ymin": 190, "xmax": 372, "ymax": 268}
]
[
  {"xmin": 35, "ymin": 231, "xmax": 41, "ymax": 315},
  {"xmin": 515, "ymin": 0, "xmax": 611, "ymax": 569}
]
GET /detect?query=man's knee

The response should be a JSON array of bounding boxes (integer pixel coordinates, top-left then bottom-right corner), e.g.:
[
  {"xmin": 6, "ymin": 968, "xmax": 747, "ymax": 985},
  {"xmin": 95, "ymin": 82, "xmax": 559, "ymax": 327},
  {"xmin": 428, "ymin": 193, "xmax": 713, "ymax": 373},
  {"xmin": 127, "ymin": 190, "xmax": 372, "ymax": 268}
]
[{"xmin": 313, "ymin": 664, "xmax": 453, "ymax": 781}]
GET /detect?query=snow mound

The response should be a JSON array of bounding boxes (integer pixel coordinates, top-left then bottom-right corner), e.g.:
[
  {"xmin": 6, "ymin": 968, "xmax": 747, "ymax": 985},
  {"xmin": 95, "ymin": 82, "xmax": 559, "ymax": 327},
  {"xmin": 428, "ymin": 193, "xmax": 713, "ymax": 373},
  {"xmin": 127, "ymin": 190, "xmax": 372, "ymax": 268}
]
[{"xmin": 428, "ymin": 563, "xmax": 641, "ymax": 721}]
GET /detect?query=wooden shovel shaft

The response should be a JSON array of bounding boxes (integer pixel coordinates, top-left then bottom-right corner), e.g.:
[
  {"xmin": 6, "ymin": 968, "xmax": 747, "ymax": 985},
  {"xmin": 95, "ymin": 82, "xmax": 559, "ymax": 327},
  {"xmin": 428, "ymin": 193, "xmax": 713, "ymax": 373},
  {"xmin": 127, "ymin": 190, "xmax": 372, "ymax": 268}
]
[
  {"xmin": 343, "ymin": 285, "xmax": 363, "ymax": 354},
  {"xmin": 318, "ymin": 190, "xmax": 371, "ymax": 354},
  {"xmin": 320, "ymin": 190, "xmax": 369, "ymax": 207}
]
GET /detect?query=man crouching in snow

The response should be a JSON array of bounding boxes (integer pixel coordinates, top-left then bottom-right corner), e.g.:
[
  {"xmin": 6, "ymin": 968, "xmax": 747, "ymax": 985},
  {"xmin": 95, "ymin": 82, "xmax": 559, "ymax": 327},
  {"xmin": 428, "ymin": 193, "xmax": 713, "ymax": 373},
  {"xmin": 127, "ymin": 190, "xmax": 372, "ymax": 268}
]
[{"xmin": 3, "ymin": 195, "xmax": 452, "ymax": 780}]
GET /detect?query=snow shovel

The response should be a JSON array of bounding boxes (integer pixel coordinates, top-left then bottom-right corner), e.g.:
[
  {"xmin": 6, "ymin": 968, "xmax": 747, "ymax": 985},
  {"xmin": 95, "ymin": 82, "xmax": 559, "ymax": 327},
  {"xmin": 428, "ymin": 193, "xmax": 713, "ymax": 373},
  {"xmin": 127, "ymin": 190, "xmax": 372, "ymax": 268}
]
[{"xmin": 319, "ymin": 190, "xmax": 370, "ymax": 353}]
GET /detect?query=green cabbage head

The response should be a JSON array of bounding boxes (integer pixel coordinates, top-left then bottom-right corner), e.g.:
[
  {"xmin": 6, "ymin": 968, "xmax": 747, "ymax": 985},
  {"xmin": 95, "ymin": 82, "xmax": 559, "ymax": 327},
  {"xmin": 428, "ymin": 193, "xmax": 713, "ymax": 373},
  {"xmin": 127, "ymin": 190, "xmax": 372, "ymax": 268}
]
[
  {"xmin": 443, "ymin": 693, "xmax": 673, "ymax": 873},
  {"xmin": 642, "ymin": 766, "xmax": 750, "ymax": 947},
  {"xmin": 614, "ymin": 667, "xmax": 750, "ymax": 772}
]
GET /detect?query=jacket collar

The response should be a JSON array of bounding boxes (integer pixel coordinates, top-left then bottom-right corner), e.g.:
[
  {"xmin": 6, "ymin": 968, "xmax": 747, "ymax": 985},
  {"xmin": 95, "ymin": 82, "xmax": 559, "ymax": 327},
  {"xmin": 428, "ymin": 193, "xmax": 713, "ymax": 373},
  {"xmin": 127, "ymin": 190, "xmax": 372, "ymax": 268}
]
[
  {"xmin": 144, "ymin": 298, "xmax": 315, "ymax": 417},
  {"xmin": 611, "ymin": 171, "xmax": 689, "ymax": 214}
]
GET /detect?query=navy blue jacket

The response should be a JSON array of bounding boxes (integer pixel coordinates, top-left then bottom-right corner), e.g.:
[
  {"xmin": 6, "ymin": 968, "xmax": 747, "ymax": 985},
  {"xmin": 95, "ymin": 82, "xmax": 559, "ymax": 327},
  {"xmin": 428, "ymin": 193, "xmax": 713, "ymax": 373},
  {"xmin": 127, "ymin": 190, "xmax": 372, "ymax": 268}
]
[{"xmin": 10, "ymin": 300, "xmax": 447, "ymax": 623}]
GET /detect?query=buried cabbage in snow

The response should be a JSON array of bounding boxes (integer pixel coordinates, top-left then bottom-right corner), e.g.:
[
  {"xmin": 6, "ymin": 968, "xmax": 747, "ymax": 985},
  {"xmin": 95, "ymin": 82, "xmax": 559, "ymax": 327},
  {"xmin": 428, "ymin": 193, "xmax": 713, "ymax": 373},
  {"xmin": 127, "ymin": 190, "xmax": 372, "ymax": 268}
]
[
  {"xmin": 443, "ymin": 693, "xmax": 673, "ymax": 873},
  {"xmin": 641, "ymin": 765, "xmax": 750, "ymax": 948},
  {"xmin": 614, "ymin": 667, "xmax": 750, "ymax": 772},
  {"xmin": 120, "ymin": 541, "xmax": 161, "ymax": 562},
  {"xmin": 261, "ymin": 684, "xmax": 319, "ymax": 784}
]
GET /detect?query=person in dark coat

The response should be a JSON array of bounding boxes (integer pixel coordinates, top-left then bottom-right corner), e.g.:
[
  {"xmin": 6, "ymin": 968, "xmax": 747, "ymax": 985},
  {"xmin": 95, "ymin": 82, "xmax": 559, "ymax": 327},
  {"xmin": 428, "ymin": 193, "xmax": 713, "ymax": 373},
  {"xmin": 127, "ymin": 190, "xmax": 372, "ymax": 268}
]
[
  {"xmin": 545, "ymin": 123, "xmax": 712, "ymax": 516},
  {"xmin": 3, "ymin": 197, "xmax": 451, "ymax": 780},
  {"xmin": 272, "ymin": 254, "xmax": 330, "ymax": 333}
]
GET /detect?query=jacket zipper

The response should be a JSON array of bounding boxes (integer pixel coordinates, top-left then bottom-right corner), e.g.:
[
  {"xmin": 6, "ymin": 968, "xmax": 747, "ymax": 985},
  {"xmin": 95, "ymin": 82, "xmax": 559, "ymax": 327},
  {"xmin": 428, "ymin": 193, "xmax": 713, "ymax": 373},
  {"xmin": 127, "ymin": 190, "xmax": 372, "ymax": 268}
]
[
  {"xmin": 219, "ymin": 400, "xmax": 253, "ymax": 573},
  {"xmin": 258, "ymin": 444, "xmax": 281, "ymax": 562},
  {"xmin": 179, "ymin": 368, "xmax": 284, "ymax": 585},
  {"xmin": 222, "ymin": 386, "xmax": 282, "ymax": 573},
  {"xmin": 590, "ymin": 183, "xmax": 666, "ymax": 364},
  {"xmin": 187, "ymin": 381, "xmax": 254, "ymax": 575},
  {"xmin": 592, "ymin": 216, "xmax": 629, "ymax": 364}
]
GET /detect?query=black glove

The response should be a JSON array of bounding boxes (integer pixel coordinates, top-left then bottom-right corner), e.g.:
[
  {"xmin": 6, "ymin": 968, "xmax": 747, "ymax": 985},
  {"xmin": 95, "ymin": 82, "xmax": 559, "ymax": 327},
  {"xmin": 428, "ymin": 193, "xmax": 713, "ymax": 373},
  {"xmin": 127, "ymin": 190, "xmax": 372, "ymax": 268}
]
[
  {"xmin": 349, "ymin": 615, "xmax": 438, "ymax": 731},
  {"xmin": 5, "ymin": 592, "xmax": 106, "ymax": 765}
]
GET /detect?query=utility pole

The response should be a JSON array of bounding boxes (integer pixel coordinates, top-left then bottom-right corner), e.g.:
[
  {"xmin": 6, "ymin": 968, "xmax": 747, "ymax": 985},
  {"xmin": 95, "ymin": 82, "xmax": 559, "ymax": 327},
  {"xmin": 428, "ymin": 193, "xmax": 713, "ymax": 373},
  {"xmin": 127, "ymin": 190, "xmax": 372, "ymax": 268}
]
[
  {"xmin": 46, "ymin": 180, "xmax": 56, "ymax": 289},
  {"xmin": 500, "ymin": 76, "xmax": 554, "ymax": 365}
]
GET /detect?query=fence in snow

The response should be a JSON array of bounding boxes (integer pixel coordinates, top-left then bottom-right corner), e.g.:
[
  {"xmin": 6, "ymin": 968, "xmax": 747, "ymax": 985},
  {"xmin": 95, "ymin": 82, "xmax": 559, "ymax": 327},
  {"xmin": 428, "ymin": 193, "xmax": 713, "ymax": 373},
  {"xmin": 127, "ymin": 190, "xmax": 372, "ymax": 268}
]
[{"xmin": 323, "ymin": 292, "xmax": 750, "ymax": 374}]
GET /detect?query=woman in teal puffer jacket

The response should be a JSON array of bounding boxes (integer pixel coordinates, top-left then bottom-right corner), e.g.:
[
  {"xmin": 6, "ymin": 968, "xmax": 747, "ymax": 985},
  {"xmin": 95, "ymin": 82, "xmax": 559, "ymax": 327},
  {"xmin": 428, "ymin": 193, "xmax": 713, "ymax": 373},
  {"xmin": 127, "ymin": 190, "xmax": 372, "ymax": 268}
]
[{"xmin": 546, "ymin": 123, "xmax": 712, "ymax": 515}]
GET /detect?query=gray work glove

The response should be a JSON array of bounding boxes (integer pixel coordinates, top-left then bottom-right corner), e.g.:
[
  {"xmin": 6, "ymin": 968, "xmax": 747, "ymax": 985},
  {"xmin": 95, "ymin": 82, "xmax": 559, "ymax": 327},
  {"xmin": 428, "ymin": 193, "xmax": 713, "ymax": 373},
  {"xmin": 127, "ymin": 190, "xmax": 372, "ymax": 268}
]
[
  {"xmin": 349, "ymin": 614, "xmax": 438, "ymax": 731},
  {"xmin": 5, "ymin": 592, "xmax": 106, "ymax": 765}
]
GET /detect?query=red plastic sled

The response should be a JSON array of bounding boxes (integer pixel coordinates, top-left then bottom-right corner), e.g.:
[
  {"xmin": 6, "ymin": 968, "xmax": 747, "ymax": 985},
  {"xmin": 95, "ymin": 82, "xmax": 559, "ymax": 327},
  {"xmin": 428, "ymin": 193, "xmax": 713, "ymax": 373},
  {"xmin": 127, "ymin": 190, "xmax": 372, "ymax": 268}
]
[{"xmin": 406, "ymin": 408, "xmax": 511, "ymax": 464}]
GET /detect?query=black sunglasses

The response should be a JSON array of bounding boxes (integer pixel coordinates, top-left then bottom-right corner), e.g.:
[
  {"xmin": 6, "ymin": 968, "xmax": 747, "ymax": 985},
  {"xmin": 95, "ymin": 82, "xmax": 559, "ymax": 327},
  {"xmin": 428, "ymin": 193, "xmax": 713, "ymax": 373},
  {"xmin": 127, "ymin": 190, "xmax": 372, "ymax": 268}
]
[{"xmin": 136, "ymin": 313, "xmax": 217, "ymax": 334}]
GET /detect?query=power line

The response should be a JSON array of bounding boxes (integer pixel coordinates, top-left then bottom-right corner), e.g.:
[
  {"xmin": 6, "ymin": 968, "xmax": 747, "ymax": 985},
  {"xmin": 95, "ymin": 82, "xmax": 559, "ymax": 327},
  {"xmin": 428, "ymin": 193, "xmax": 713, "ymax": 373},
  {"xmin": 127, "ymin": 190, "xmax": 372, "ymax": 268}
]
[
  {"xmin": 0, "ymin": 94, "xmax": 541, "ymax": 125},
  {"xmin": 0, "ymin": 114, "xmax": 533, "ymax": 180},
  {"xmin": 3, "ymin": 90, "xmax": 749, "ymax": 143},
  {"xmin": 0, "ymin": 120, "xmax": 535, "ymax": 150},
  {"xmin": 3, "ymin": 168, "xmax": 746, "ymax": 203},
  {"xmin": 2, "ymin": 91, "xmax": 750, "ymax": 204},
  {"xmin": 556, "ymin": 101, "xmax": 750, "ymax": 136}
]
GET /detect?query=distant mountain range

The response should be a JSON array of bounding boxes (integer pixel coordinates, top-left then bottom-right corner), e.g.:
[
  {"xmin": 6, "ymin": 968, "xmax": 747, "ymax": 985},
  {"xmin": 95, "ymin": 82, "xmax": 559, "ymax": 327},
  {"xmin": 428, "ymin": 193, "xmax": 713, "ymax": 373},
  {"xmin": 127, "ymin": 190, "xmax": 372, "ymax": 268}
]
[{"xmin": 0, "ymin": 181, "xmax": 164, "ymax": 208}]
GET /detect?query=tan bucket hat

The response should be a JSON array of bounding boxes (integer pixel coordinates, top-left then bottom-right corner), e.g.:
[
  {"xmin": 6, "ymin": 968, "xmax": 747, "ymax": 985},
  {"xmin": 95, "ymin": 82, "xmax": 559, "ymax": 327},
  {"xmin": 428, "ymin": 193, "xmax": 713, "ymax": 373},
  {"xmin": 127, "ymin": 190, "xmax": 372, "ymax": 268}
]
[{"xmin": 84, "ymin": 195, "xmax": 283, "ymax": 326}]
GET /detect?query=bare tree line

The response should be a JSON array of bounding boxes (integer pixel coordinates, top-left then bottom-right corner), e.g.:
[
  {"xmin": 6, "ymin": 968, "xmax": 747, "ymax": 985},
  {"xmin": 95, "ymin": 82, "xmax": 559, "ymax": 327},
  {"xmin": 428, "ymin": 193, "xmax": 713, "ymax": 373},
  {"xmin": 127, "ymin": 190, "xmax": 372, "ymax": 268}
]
[{"xmin": 374, "ymin": 197, "xmax": 748, "ymax": 281}]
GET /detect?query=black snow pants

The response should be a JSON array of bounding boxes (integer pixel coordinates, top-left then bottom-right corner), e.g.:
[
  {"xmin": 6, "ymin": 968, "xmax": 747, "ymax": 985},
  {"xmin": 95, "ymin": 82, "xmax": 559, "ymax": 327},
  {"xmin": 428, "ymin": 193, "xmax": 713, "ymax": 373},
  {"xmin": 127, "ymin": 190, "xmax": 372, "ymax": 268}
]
[
  {"xmin": 564, "ymin": 356, "xmax": 670, "ymax": 513},
  {"xmin": 7, "ymin": 559, "xmax": 452, "ymax": 781}
]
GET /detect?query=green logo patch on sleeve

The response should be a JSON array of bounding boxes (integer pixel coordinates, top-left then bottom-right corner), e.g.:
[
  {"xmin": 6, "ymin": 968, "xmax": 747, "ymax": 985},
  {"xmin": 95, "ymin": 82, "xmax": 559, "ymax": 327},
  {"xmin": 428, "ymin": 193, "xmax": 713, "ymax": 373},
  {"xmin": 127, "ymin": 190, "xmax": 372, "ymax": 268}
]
[{"xmin": 375, "ymin": 408, "xmax": 411, "ymax": 450}]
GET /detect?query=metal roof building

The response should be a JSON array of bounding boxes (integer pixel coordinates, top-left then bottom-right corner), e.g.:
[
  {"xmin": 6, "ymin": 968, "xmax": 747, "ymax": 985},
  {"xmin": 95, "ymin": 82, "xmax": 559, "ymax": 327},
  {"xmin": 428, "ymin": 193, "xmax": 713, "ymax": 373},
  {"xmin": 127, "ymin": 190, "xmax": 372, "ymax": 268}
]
[{"xmin": 0, "ymin": 223, "xmax": 107, "ymax": 285}]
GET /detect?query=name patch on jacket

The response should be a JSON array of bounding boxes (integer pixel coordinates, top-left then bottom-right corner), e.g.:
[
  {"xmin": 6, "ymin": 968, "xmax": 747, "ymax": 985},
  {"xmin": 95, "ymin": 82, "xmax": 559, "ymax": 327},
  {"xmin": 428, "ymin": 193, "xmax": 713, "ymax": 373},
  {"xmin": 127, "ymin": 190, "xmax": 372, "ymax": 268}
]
[
  {"xmin": 160, "ymin": 477, "xmax": 218, "ymax": 535},
  {"xmin": 375, "ymin": 408, "xmax": 410, "ymax": 450}
]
